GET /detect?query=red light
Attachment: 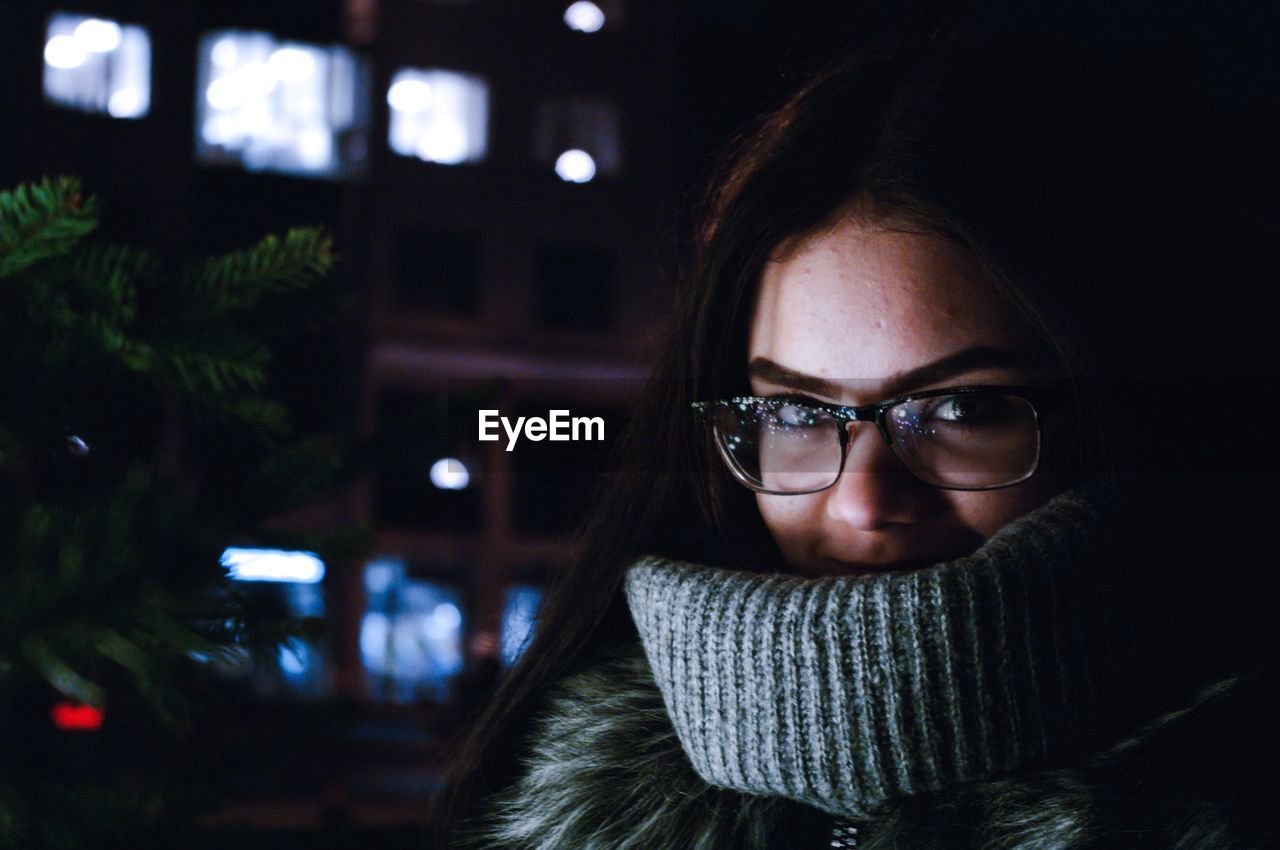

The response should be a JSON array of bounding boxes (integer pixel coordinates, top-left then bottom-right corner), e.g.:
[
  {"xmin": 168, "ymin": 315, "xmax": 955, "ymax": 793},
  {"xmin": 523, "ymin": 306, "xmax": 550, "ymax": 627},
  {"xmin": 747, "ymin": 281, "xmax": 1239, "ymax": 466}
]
[{"xmin": 51, "ymin": 702, "xmax": 104, "ymax": 731}]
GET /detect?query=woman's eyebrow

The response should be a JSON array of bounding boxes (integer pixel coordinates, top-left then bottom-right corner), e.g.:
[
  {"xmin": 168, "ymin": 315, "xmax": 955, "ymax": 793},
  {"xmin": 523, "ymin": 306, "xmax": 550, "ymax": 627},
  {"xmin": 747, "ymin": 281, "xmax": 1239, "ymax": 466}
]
[
  {"xmin": 748, "ymin": 358, "xmax": 843, "ymax": 397},
  {"xmin": 748, "ymin": 347, "xmax": 1040, "ymax": 399}
]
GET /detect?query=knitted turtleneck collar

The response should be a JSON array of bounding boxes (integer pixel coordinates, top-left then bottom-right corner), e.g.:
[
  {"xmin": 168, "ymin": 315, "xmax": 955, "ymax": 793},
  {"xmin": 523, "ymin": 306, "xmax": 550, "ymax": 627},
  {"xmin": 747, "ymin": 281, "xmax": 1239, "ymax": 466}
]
[{"xmin": 624, "ymin": 480, "xmax": 1128, "ymax": 820}]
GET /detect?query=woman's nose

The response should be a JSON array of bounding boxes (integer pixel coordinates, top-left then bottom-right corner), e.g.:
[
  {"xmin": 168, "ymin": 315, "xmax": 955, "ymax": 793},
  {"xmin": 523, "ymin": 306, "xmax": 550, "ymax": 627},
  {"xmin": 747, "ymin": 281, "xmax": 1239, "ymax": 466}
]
[{"xmin": 823, "ymin": 422, "xmax": 924, "ymax": 530}]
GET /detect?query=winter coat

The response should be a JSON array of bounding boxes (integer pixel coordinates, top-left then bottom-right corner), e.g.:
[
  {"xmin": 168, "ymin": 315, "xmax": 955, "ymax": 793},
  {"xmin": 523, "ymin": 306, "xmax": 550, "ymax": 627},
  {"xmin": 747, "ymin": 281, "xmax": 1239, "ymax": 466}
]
[{"xmin": 468, "ymin": 646, "xmax": 1279, "ymax": 849}]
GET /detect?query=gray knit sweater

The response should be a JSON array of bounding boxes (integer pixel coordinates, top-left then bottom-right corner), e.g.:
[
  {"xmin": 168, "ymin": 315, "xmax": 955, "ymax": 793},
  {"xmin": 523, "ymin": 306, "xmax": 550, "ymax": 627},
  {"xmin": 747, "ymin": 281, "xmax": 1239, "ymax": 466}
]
[
  {"xmin": 623, "ymin": 480, "xmax": 1123, "ymax": 820},
  {"xmin": 466, "ymin": 477, "xmax": 1280, "ymax": 849}
]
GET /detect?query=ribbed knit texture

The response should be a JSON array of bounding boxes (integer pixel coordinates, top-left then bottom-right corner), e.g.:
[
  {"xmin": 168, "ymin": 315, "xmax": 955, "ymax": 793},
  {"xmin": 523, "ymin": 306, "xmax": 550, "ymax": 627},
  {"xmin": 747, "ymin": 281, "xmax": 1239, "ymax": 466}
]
[{"xmin": 624, "ymin": 481, "xmax": 1119, "ymax": 819}]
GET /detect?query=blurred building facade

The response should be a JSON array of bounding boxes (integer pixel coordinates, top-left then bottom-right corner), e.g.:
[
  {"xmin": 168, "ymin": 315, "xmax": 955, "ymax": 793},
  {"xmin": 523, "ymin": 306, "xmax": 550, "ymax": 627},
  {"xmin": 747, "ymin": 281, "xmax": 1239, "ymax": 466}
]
[{"xmin": 2, "ymin": 0, "xmax": 679, "ymax": 837}]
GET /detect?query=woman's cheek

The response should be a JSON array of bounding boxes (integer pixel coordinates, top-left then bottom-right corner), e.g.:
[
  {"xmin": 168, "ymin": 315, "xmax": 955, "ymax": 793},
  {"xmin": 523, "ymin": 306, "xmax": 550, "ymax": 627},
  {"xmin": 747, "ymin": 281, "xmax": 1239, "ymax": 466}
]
[
  {"xmin": 947, "ymin": 481, "xmax": 1066, "ymax": 540},
  {"xmin": 755, "ymin": 491, "xmax": 822, "ymax": 565}
]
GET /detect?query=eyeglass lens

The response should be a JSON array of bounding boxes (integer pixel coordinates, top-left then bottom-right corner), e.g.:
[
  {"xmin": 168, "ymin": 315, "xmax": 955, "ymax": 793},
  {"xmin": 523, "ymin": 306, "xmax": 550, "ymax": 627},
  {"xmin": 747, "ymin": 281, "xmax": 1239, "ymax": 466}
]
[{"xmin": 709, "ymin": 393, "xmax": 1041, "ymax": 492}]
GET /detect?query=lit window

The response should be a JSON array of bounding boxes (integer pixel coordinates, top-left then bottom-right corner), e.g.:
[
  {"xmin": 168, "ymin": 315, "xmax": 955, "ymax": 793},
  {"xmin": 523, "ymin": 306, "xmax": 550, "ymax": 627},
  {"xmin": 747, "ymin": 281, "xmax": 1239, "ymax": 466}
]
[
  {"xmin": 272, "ymin": 582, "xmax": 328, "ymax": 696},
  {"xmin": 533, "ymin": 96, "xmax": 622, "ymax": 182},
  {"xmin": 501, "ymin": 584, "xmax": 543, "ymax": 666},
  {"xmin": 217, "ymin": 553, "xmax": 329, "ymax": 698},
  {"xmin": 195, "ymin": 30, "xmax": 369, "ymax": 179},
  {"xmin": 555, "ymin": 149, "xmax": 597, "ymax": 183},
  {"xmin": 374, "ymin": 392, "xmax": 483, "ymax": 531},
  {"xmin": 360, "ymin": 559, "xmax": 465, "ymax": 703},
  {"xmin": 43, "ymin": 13, "xmax": 151, "ymax": 119},
  {"xmin": 221, "ymin": 547, "xmax": 325, "ymax": 583},
  {"xmin": 563, "ymin": 1, "xmax": 606, "ymax": 33},
  {"xmin": 430, "ymin": 457, "xmax": 470, "ymax": 490},
  {"xmin": 562, "ymin": 0, "xmax": 624, "ymax": 32},
  {"xmin": 387, "ymin": 69, "xmax": 489, "ymax": 165}
]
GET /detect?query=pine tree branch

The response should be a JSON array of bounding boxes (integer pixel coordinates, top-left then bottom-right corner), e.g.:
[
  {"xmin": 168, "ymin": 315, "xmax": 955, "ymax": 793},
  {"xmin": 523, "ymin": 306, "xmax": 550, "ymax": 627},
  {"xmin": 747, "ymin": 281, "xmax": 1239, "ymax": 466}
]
[
  {"xmin": 0, "ymin": 176, "xmax": 352, "ymax": 846},
  {"xmin": 183, "ymin": 227, "xmax": 336, "ymax": 314},
  {"xmin": 247, "ymin": 435, "xmax": 344, "ymax": 516},
  {"xmin": 70, "ymin": 242, "xmax": 156, "ymax": 326},
  {"xmin": 0, "ymin": 177, "xmax": 100, "ymax": 280},
  {"xmin": 151, "ymin": 328, "xmax": 272, "ymax": 396}
]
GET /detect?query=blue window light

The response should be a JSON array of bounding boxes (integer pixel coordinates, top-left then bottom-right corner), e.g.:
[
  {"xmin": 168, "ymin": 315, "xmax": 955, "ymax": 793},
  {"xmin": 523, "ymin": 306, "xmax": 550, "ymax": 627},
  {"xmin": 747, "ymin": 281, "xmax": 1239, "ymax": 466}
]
[
  {"xmin": 563, "ymin": 2, "xmax": 605, "ymax": 33},
  {"xmin": 196, "ymin": 30, "xmax": 369, "ymax": 179},
  {"xmin": 360, "ymin": 559, "xmax": 465, "ymax": 703},
  {"xmin": 387, "ymin": 68, "xmax": 489, "ymax": 165},
  {"xmin": 430, "ymin": 456, "xmax": 471, "ymax": 490},
  {"xmin": 533, "ymin": 96, "xmax": 622, "ymax": 182},
  {"xmin": 218, "ymin": 547, "xmax": 329, "ymax": 697},
  {"xmin": 43, "ymin": 13, "xmax": 151, "ymax": 119},
  {"xmin": 563, "ymin": 0, "xmax": 624, "ymax": 32},
  {"xmin": 221, "ymin": 546, "xmax": 326, "ymax": 583}
]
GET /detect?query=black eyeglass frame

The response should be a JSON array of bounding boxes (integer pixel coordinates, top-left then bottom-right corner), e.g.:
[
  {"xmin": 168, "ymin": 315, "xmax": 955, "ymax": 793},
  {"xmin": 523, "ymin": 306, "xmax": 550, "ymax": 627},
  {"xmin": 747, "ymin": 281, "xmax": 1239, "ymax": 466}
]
[{"xmin": 692, "ymin": 382, "xmax": 1073, "ymax": 494}]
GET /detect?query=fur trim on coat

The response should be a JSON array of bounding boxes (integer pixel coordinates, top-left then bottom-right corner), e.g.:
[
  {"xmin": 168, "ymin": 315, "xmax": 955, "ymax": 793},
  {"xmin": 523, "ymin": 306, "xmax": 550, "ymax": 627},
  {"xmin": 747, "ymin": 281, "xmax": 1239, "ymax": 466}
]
[{"xmin": 463, "ymin": 648, "xmax": 1278, "ymax": 849}]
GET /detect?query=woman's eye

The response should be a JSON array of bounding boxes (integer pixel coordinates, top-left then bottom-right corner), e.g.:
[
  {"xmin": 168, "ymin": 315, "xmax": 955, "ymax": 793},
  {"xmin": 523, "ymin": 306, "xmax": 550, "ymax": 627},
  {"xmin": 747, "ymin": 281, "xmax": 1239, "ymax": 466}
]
[
  {"xmin": 936, "ymin": 397, "xmax": 980, "ymax": 421},
  {"xmin": 774, "ymin": 403, "xmax": 814, "ymax": 426},
  {"xmin": 920, "ymin": 395, "xmax": 988, "ymax": 424}
]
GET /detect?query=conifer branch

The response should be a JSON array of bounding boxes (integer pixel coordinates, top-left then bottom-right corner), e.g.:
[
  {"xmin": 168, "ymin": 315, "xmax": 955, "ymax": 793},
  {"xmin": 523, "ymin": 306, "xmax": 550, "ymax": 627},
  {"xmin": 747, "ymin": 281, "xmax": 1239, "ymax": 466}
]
[
  {"xmin": 184, "ymin": 227, "xmax": 336, "ymax": 314},
  {"xmin": 0, "ymin": 176, "xmax": 354, "ymax": 845},
  {"xmin": 0, "ymin": 177, "xmax": 100, "ymax": 280}
]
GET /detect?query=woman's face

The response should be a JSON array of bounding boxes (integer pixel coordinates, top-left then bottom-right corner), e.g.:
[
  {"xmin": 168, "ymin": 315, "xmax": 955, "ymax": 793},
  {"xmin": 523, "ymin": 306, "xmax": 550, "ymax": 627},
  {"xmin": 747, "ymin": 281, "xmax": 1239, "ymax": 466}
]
[{"xmin": 747, "ymin": 217, "xmax": 1074, "ymax": 578}]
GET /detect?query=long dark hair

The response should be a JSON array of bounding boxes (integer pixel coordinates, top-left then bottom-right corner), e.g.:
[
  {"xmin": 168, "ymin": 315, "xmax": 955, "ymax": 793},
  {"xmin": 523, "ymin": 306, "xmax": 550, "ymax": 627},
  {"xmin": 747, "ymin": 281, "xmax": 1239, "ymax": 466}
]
[{"xmin": 431, "ymin": 32, "xmax": 1270, "ymax": 843}]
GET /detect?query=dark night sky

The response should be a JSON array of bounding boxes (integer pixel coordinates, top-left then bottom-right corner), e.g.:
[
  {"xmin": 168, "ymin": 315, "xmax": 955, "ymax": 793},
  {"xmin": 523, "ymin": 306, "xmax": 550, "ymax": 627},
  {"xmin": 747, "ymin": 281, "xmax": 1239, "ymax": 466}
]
[
  {"xmin": 683, "ymin": 0, "xmax": 1280, "ymax": 104},
  {"xmin": 673, "ymin": 0, "xmax": 1280, "ymax": 248}
]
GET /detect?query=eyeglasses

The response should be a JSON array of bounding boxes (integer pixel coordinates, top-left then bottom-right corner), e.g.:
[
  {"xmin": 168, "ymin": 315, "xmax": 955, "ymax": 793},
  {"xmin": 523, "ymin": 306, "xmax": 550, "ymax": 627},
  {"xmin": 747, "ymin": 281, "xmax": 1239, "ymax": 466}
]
[{"xmin": 692, "ymin": 383, "xmax": 1071, "ymax": 494}]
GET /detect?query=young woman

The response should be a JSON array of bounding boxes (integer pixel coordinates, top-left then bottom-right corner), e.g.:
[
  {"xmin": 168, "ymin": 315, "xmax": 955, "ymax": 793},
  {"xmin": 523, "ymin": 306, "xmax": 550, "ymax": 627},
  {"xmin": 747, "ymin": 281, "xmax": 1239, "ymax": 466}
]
[{"xmin": 435, "ymin": 34, "xmax": 1277, "ymax": 849}]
